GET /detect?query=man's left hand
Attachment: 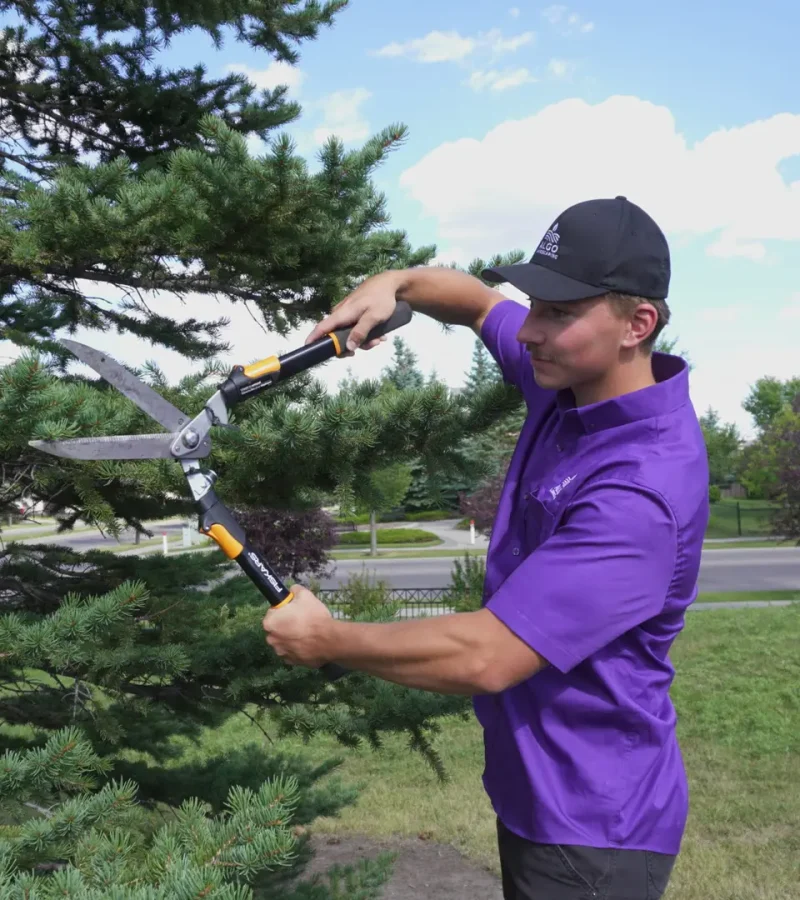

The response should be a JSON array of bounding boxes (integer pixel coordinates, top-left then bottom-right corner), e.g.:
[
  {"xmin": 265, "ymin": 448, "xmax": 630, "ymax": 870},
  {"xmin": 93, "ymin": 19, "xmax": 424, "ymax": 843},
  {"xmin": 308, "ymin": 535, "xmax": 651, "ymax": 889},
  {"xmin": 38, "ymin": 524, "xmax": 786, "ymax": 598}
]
[{"xmin": 262, "ymin": 584, "xmax": 335, "ymax": 668}]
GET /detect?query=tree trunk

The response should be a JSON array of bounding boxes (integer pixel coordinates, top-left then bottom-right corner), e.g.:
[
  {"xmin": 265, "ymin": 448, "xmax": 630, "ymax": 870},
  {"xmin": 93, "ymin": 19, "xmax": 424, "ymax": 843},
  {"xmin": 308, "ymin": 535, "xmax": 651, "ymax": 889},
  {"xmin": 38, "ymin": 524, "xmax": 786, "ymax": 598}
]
[{"xmin": 369, "ymin": 510, "xmax": 378, "ymax": 557}]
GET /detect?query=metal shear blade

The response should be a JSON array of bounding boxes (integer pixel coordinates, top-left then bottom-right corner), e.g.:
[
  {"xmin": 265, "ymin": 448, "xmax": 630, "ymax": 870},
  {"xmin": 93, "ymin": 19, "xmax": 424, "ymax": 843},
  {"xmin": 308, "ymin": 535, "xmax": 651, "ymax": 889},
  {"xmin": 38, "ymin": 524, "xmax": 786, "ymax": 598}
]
[
  {"xmin": 28, "ymin": 339, "xmax": 213, "ymax": 461},
  {"xmin": 60, "ymin": 339, "xmax": 189, "ymax": 432},
  {"xmin": 29, "ymin": 433, "xmax": 210, "ymax": 460}
]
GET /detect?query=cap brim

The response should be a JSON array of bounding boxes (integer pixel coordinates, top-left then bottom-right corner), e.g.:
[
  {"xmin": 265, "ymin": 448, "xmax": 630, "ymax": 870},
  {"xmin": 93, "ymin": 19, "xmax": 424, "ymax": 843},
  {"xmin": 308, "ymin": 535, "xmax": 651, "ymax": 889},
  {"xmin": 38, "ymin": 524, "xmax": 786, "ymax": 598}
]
[{"xmin": 482, "ymin": 261, "xmax": 606, "ymax": 303}]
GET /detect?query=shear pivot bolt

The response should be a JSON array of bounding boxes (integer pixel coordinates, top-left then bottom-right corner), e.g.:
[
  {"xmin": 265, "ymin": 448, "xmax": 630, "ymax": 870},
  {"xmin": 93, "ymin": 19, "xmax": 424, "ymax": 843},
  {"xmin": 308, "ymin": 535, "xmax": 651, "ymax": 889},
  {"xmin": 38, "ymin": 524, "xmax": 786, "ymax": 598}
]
[{"xmin": 182, "ymin": 429, "xmax": 200, "ymax": 449}]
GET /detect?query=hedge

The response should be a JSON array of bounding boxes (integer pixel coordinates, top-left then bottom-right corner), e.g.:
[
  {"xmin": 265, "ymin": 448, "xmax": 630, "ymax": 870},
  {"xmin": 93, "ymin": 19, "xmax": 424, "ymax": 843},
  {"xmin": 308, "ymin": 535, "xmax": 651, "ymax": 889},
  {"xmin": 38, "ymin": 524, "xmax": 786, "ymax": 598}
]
[{"xmin": 335, "ymin": 528, "xmax": 441, "ymax": 546}]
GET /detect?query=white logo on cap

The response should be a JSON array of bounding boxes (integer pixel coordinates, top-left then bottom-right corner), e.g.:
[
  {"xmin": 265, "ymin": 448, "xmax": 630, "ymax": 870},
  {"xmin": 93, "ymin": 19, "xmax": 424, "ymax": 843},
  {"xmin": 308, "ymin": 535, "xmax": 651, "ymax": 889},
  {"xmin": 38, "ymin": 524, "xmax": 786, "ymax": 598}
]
[{"xmin": 536, "ymin": 222, "xmax": 560, "ymax": 261}]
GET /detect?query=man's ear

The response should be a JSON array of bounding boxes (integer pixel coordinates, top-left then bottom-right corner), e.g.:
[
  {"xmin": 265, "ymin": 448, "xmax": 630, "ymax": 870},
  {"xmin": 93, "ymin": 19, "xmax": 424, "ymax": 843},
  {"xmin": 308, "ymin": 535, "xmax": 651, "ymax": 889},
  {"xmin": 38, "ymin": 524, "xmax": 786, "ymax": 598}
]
[{"xmin": 621, "ymin": 302, "xmax": 658, "ymax": 349}]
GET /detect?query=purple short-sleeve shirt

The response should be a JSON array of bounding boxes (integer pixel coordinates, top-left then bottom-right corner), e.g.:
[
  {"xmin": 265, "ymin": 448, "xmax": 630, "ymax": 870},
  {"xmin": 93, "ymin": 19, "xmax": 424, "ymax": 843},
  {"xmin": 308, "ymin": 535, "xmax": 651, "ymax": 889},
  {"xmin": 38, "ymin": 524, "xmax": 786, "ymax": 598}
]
[{"xmin": 474, "ymin": 298, "xmax": 710, "ymax": 855}]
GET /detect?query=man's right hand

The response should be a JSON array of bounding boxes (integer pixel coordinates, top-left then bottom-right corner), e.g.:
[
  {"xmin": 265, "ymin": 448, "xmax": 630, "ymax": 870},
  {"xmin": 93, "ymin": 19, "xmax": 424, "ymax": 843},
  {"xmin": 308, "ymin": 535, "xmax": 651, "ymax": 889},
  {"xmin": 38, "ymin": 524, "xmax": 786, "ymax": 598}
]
[{"xmin": 305, "ymin": 271, "xmax": 403, "ymax": 354}]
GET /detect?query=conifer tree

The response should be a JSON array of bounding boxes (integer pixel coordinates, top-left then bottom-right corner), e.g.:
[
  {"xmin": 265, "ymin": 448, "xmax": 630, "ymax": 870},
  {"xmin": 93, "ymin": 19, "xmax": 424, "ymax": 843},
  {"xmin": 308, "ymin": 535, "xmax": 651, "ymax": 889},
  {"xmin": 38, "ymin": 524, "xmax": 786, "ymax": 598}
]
[
  {"xmin": 0, "ymin": 7, "xmax": 536, "ymax": 900},
  {"xmin": 0, "ymin": 0, "xmax": 432, "ymax": 364},
  {"xmin": 0, "ymin": 4, "xmax": 528, "ymax": 892},
  {"xmin": 463, "ymin": 339, "xmax": 502, "ymax": 401},
  {"xmin": 380, "ymin": 337, "xmax": 425, "ymax": 392}
]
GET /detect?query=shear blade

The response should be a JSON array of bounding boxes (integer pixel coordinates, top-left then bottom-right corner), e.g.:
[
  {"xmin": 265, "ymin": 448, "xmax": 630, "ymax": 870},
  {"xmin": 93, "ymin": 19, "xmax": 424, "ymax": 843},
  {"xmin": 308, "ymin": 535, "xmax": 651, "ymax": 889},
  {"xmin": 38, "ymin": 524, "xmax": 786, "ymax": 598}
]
[
  {"xmin": 29, "ymin": 433, "xmax": 210, "ymax": 460},
  {"xmin": 60, "ymin": 338, "xmax": 189, "ymax": 432}
]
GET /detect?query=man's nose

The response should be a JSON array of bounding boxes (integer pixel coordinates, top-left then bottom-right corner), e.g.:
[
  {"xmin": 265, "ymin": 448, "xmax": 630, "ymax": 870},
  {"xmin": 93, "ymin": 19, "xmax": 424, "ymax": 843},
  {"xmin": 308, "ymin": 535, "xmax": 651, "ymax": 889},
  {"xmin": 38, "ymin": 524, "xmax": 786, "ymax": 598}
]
[{"xmin": 517, "ymin": 317, "xmax": 544, "ymax": 345}]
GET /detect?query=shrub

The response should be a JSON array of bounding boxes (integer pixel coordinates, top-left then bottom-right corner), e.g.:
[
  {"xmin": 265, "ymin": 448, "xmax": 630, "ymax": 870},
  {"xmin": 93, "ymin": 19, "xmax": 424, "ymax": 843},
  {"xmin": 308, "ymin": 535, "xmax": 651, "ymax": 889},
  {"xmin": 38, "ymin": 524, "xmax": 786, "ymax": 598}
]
[
  {"xmin": 232, "ymin": 506, "xmax": 337, "ymax": 579},
  {"xmin": 336, "ymin": 528, "xmax": 440, "ymax": 546},
  {"xmin": 404, "ymin": 509, "xmax": 455, "ymax": 521},
  {"xmin": 445, "ymin": 553, "xmax": 487, "ymax": 611}
]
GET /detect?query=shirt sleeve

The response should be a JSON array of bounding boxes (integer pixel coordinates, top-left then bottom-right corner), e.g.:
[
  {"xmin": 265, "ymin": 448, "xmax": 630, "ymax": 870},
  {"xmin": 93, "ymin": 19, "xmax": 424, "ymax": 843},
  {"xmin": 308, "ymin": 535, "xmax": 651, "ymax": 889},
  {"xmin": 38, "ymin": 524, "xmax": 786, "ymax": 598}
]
[
  {"xmin": 479, "ymin": 298, "xmax": 532, "ymax": 393},
  {"xmin": 485, "ymin": 479, "xmax": 679, "ymax": 674}
]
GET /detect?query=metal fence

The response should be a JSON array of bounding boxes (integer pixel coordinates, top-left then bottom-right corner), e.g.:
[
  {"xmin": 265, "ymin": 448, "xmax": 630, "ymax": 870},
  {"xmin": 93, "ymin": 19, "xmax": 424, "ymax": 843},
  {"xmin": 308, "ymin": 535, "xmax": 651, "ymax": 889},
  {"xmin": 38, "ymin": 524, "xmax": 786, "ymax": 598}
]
[
  {"xmin": 709, "ymin": 502, "xmax": 778, "ymax": 538},
  {"xmin": 319, "ymin": 587, "xmax": 457, "ymax": 618}
]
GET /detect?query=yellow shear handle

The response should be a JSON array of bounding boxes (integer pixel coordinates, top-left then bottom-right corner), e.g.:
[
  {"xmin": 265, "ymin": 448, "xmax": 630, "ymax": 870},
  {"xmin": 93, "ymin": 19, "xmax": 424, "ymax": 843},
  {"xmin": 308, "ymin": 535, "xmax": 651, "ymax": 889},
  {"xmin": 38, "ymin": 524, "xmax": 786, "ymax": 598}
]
[
  {"xmin": 243, "ymin": 356, "xmax": 281, "ymax": 379},
  {"xmin": 203, "ymin": 524, "xmax": 243, "ymax": 558},
  {"xmin": 202, "ymin": 524, "xmax": 294, "ymax": 609}
]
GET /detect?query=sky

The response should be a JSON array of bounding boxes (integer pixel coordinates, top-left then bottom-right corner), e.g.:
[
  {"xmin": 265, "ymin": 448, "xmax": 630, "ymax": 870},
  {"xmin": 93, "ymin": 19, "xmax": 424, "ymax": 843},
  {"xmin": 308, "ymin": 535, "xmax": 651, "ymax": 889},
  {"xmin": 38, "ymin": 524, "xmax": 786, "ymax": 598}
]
[{"xmin": 4, "ymin": 0, "xmax": 800, "ymax": 440}]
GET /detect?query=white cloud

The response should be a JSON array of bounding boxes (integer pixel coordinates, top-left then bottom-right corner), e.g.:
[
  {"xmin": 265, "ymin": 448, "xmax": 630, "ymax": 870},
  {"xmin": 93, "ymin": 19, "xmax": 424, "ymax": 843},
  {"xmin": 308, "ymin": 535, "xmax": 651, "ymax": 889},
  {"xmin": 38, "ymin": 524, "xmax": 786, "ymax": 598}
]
[
  {"xmin": 373, "ymin": 30, "xmax": 477, "ymax": 63},
  {"xmin": 396, "ymin": 96, "xmax": 800, "ymax": 440},
  {"xmin": 547, "ymin": 58, "xmax": 573, "ymax": 78},
  {"xmin": 509, "ymin": 7, "xmax": 521, "ymax": 17},
  {"xmin": 372, "ymin": 28, "xmax": 534, "ymax": 64},
  {"xmin": 542, "ymin": 4, "xmax": 566, "ymax": 24},
  {"xmin": 542, "ymin": 5, "xmax": 594, "ymax": 34},
  {"xmin": 398, "ymin": 95, "xmax": 800, "ymax": 261},
  {"xmin": 706, "ymin": 232, "xmax": 767, "ymax": 261},
  {"xmin": 225, "ymin": 61, "xmax": 305, "ymax": 95},
  {"xmin": 312, "ymin": 88, "xmax": 371, "ymax": 144},
  {"xmin": 467, "ymin": 68, "xmax": 536, "ymax": 92},
  {"xmin": 570, "ymin": 14, "xmax": 594, "ymax": 33},
  {"xmin": 486, "ymin": 29, "xmax": 535, "ymax": 55}
]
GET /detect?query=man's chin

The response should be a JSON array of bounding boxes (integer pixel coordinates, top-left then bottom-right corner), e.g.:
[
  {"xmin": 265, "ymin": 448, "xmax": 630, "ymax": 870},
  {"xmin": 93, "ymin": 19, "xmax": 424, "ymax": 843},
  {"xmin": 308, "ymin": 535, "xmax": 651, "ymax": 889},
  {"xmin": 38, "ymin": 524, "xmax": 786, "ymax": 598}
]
[{"xmin": 530, "ymin": 361, "xmax": 563, "ymax": 388}]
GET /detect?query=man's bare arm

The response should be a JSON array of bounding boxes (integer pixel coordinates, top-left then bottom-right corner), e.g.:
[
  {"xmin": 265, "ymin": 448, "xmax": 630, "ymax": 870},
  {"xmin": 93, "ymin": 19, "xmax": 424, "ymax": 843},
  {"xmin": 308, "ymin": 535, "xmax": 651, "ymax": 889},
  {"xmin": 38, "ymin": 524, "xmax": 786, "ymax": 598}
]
[{"xmin": 305, "ymin": 267, "xmax": 502, "ymax": 351}]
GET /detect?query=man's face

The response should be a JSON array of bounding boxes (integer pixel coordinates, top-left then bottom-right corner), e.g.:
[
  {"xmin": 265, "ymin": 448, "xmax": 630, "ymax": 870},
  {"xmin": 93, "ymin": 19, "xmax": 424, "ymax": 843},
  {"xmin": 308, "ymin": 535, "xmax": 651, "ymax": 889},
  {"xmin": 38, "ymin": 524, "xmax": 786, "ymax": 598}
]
[{"xmin": 515, "ymin": 295, "xmax": 630, "ymax": 392}]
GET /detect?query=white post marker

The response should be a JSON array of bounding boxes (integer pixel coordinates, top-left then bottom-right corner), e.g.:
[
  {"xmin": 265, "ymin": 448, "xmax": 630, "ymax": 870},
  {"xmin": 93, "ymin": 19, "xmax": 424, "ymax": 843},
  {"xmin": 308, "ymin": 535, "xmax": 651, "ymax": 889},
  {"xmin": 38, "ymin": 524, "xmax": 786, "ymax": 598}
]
[
  {"xmin": 470, "ymin": 519, "xmax": 476, "ymax": 545},
  {"xmin": 162, "ymin": 531, "xmax": 169, "ymax": 555}
]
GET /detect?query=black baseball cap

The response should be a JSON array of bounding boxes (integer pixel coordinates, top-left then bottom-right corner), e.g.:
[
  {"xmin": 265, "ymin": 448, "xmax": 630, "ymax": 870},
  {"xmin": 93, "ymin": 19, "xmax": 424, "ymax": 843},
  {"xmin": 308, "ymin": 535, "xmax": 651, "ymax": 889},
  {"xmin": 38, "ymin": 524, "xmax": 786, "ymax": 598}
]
[{"xmin": 482, "ymin": 196, "xmax": 670, "ymax": 302}]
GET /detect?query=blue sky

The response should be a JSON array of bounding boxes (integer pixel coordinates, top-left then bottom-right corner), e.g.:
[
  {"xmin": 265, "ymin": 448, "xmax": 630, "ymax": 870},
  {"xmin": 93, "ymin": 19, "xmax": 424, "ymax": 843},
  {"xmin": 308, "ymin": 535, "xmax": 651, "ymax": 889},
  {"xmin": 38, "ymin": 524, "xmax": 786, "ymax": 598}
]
[{"xmin": 5, "ymin": 1, "xmax": 800, "ymax": 439}]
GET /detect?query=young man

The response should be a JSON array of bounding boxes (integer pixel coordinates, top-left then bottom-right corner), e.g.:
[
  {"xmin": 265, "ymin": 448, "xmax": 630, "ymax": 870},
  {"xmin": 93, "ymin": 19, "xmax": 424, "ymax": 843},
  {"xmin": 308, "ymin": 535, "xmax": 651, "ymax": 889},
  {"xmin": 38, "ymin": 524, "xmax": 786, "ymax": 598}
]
[{"xmin": 262, "ymin": 196, "xmax": 710, "ymax": 899}]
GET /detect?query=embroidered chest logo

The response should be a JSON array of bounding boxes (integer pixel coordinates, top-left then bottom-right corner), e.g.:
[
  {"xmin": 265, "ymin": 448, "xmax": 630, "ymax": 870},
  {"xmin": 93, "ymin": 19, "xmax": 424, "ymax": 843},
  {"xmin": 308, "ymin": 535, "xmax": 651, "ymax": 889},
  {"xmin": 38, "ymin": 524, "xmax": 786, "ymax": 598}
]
[
  {"xmin": 536, "ymin": 221, "xmax": 560, "ymax": 261},
  {"xmin": 549, "ymin": 473, "xmax": 577, "ymax": 500}
]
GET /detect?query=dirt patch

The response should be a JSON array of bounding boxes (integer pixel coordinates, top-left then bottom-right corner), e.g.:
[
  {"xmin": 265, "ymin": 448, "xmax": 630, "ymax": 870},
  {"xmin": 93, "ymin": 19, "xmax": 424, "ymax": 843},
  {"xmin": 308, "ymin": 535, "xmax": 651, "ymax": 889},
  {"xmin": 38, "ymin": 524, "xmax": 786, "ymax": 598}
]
[{"xmin": 297, "ymin": 831, "xmax": 504, "ymax": 899}]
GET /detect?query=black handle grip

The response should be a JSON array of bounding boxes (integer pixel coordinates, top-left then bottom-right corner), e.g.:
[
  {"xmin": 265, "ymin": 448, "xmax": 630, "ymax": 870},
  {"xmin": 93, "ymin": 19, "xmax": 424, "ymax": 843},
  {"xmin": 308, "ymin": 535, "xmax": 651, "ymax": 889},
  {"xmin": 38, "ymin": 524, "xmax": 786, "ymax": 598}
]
[
  {"xmin": 218, "ymin": 301, "xmax": 413, "ymax": 407},
  {"xmin": 197, "ymin": 495, "xmax": 348, "ymax": 682},
  {"xmin": 329, "ymin": 300, "xmax": 413, "ymax": 356}
]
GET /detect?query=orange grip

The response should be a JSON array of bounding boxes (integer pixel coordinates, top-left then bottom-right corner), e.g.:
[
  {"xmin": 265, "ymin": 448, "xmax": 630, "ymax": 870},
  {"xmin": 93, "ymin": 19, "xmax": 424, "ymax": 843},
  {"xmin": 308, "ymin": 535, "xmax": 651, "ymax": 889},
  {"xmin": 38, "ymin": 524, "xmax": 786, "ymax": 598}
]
[
  {"xmin": 272, "ymin": 591, "xmax": 294, "ymax": 609},
  {"xmin": 243, "ymin": 356, "xmax": 281, "ymax": 379},
  {"xmin": 203, "ymin": 524, "xmax": 244, "ymax": 559},
  {"xmin": 328, "ymin": 332, "xmax": 342, "ymax": 356}
]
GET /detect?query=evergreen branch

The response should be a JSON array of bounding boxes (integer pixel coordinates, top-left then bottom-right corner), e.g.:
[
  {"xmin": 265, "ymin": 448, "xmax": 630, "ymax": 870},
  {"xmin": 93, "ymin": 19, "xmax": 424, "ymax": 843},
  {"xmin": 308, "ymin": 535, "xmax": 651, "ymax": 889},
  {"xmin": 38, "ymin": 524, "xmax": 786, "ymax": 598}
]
[
  {"xmin": 0, "ymin": 147, "xmax": 51, "ymax": 177},
  {"xmin": 24, "ymin": 800, "xmax": 54, "ymax": 818},
  {"xmin": 1, "ymin": 262, "xmax": 308, "ymax": 312},
  {"xmin": 4, "ymin": 94, "xmax": 131, "ymax": 152}
]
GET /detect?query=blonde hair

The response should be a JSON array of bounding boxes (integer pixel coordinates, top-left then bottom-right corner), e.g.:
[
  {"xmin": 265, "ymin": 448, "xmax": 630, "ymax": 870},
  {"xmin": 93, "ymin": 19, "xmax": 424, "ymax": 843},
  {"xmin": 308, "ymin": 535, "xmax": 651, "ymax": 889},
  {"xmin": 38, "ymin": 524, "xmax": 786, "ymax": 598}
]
[{"xmin": 605, "ymin": 291, "xmax": 670, "ymax": 352}]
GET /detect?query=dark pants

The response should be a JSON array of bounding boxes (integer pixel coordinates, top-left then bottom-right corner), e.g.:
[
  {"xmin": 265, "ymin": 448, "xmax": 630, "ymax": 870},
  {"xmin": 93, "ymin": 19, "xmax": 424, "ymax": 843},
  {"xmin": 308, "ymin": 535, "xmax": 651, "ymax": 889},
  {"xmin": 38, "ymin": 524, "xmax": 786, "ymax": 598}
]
[{"xmin": 497, "ymin": 818, "xmax": 676, "ymax": 900}]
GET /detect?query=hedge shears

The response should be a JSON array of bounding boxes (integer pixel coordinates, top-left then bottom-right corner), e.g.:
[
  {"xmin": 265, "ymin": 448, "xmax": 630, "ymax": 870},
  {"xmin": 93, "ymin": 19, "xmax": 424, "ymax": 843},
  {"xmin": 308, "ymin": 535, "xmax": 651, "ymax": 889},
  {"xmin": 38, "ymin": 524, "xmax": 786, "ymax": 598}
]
[{"xmin": 29, "ymin": 302, "xmax": 413, "ymax": 681}]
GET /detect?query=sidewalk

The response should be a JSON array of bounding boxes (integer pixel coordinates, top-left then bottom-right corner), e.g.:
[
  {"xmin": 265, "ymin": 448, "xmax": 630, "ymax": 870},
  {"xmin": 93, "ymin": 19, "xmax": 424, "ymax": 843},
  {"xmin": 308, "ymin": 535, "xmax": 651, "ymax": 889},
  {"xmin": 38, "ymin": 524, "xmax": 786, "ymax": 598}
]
[{"xmin": 353, "ymin": 519, "xmax": 489, "ymax": 551}]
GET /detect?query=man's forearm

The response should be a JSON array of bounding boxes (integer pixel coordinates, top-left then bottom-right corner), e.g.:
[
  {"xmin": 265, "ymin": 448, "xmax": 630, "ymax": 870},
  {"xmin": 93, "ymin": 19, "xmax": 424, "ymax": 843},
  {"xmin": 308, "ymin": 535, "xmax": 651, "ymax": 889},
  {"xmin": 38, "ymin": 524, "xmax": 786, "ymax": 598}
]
[
  {"xmin": 324, "ymin": 610, "xmax": 496, "ymax": 695},
  {"xmin": 387, "ymin": 267, "xmax": 501, "ymax": 331}
]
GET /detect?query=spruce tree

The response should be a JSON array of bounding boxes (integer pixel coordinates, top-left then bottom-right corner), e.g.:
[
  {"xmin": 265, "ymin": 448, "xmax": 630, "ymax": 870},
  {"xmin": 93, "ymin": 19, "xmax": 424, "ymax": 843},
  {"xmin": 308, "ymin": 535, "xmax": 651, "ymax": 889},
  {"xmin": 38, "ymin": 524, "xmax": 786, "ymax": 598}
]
[
  {"xmin": 0, "ymin": 375, "xmax": 517, "ymax": 894},
  {"xmin": 0, "ymin": 0, "xmax": 433, "ymax": 364},
  {"xmin": 380, "ymin": 337, "xmax": 425, "ymax": 392},
  {"xmin": 463, "ymin": 339, "xmax": 502, "ymax": 401},
  {"xmin": 0, "ymin": 4, "xmax": 529, "ymax": 892}
]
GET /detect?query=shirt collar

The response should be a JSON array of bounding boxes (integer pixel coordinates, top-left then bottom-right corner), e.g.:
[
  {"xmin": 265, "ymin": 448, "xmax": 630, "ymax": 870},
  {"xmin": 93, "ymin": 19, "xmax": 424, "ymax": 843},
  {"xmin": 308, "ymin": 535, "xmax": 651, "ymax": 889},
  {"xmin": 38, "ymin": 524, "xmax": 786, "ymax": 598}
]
[{"xmin": 555, "ymin": 352, "xmax": 690, "ymax": 435}]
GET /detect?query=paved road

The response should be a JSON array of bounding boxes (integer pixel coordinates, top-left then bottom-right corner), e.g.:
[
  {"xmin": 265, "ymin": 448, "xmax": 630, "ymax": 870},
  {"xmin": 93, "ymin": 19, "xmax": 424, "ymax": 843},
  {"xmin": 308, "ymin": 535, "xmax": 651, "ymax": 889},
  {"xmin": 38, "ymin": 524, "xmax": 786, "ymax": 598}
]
[
  {"xmin": 9, "ymin": 521, "xmax": 189, "ymax": 551},
  {"xmin": 316, "ymin": 547, "xmax": 800, "ymax": 592},
  {"xmin": 9, "ymin": 520, "xmax": 800, "ymax": 594}
]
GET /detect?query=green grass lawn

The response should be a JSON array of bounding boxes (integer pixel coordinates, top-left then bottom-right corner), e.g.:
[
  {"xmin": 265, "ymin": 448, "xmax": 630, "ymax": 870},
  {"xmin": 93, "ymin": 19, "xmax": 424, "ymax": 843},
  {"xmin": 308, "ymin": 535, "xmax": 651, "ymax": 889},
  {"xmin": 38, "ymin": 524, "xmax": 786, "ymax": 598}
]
[
  {"xmin": 121, "ymin": 604, "xmax": 800, "ymax": 900},
  {"xmin": 330, "ymin": 546, "xmax": 471, "ymax": 560},
  {"xmin": 698, "ymin": 590, "xmax": 799, "ymax": 604},
  {"xmin": 335, "ymin": 528, "xmax": 442, "ymax": 547},
  {"xmin": 329, "ymin": 540, "xmax": 797, "ymax": 561},
  {"xmin": 703, "ymin": 539, "xmax": 796, "ymax": 549}
]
